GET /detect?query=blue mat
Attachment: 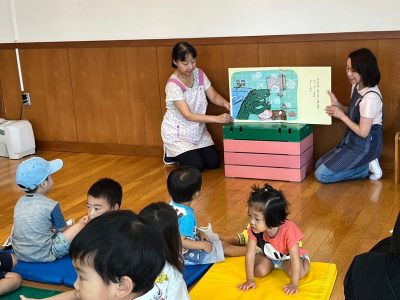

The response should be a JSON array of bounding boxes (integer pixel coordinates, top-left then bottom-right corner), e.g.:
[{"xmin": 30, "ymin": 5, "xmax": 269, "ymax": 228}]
[
  {"xmin": 12, "ymin": 255, "xmax": 77, "ymax": 287},
  {"xmin": 183, "ymin": 263, "xmax": 213, "ymax": 287},
  {"xmin": 2, "ymin": 250, "xmax": 211, "ymax": 287}
]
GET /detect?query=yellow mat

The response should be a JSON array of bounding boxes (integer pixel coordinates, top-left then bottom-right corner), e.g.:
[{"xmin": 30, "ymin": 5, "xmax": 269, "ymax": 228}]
[{"xmin": 189, "ymin": 257, "xmax": 337, "ymax": 300}]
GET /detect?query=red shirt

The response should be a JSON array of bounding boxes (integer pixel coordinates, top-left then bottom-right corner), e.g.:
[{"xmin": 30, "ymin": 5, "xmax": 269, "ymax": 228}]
[{"xmin": 248, "ymin": 220, "xmax": 308, "ymax": 260}]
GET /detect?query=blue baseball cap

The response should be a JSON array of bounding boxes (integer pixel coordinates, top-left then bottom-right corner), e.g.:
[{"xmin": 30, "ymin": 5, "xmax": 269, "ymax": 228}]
[{"xmin": 16, "ymin": 157, "xmax": 63, "ymax": 191}]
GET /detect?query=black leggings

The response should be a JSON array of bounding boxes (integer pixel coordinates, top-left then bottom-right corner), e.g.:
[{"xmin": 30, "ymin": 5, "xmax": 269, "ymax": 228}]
[{"xmin": 176, "ymin": 145, "xmax": 220, "ymax": 172}]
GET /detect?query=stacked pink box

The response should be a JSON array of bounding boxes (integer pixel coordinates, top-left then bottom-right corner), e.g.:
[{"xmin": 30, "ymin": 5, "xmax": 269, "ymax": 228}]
[{"xmin": 223, "ymin": 124, "xmax": 313, "ymax": 182}]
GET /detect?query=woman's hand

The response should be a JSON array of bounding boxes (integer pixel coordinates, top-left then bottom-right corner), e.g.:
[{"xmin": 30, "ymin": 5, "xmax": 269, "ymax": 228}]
[
  {"xmin": 325, "ymin": 105, "xmax": 345, "ymax": 120},
  {"xmin": 237, "ymin": 279, "xmax": 256, "ymax": 291},
  {"xmin": 283, "ymin": 283, "xmax": 298, "ymax": 295},
  {"xmin": 215, "ymin": 113, "xmax": 233, "ymax": 124},
  {"xmin": 223, "ymin": 101, "xmax": 231, "ymax": 112},
  {"xmin": 327, "ymin": 90, "xmax": 340, "ymax": 107}
]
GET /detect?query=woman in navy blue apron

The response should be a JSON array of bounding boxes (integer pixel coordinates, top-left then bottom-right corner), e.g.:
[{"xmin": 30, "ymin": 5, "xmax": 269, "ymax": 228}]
[{"xmin": 315, "ymin": 48, "xmax": 383, "ymax": 183}]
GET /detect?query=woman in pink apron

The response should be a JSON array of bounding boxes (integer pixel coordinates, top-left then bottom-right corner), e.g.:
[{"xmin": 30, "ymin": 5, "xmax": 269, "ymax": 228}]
[{"xmin": 161, "ymin": 42, "xmax": 232, "ymax": 171}]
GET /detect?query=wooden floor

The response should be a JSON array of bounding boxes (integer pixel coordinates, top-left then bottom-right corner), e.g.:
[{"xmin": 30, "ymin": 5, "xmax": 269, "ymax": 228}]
[{"xmin": 1, "ymin": 151, "xmax": 399, "ymax": 299}]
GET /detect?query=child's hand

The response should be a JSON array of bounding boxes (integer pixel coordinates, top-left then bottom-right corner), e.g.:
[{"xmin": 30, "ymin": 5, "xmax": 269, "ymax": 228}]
[
  {"xmin": 202, "ymin": 241, "xmax": 212, "ymax": 253},
  {"xmin": 198, "ymin": 230, "xmax": 209, "ymax": 241},
  {"xmin": 78, "ymin": 215, "xmax": 90, "ymax": 225},
  {"xmin": 283, "ymin": 283, "xmax": 298, "ymax": 295},
  {"xmin": 237, "ymin": 279, "xmax": 256, "ymax": 291}
]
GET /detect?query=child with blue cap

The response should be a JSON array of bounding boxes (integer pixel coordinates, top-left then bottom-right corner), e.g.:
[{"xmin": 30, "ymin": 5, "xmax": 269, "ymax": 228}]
[{"xmin": 12, "ymin": 156, "xmax": 88, "ymax": 262}]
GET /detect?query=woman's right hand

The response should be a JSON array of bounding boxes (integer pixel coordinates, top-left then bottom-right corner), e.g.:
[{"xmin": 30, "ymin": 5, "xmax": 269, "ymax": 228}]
[
  {"xmin": 327, "ymin": 90, "xmax": 340, "ymax": 107},
  {"xmin": 215, "ymin": 113, "xmax": 233, "ymax": 124},
  {"xmin": 237, "ymin": 279, "xmax": 256, "ymax": 291}
]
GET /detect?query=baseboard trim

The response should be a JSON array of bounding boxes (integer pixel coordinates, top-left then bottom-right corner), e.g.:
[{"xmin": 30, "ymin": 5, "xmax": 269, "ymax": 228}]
[{"xmin": 36, "ymin": 141, "xmax": 163, "ymax": 157}]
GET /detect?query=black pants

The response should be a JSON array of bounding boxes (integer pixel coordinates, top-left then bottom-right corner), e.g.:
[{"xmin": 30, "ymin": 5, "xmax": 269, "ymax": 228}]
[{"xmin": 176, "ymin": 145, "xmax": 220, "ymax": 172}]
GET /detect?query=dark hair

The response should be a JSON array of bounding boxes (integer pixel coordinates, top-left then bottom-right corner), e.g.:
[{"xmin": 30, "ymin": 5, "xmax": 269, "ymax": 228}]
[
  {"xmin": 171, "ymin": 42, "xmax": 197, "ymax": 68},
  {"xmin": 167, "ymin": 166, "xmax": 202, "ymax": 203},
  {"xmin": 139, "ymin": 202, "xmax": 183, "ymax": 273},
  {"xmin": 348, "ymin": 48, "xmax": 380, "ymax": 87},
  {"xmin": 390, "ymin": 212, "xmax": 400, "ymax": 257},
  {"xmin": 88, "ymin": 178, "xmax": 123, "ymax": 207},
  {"xmin": 69, "ymin": 210, "xmax": 165, "ymax": 295},
  {"xmin": 18, "ymin": 176, "xmax": 49, "ymax": 193},
  {"xmin": 248, "ymin": 183, "xmax": 288, "ymax": 228}
]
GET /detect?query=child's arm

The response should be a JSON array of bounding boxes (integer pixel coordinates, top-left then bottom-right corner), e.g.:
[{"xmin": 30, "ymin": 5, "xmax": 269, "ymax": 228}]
[
  {"xmin": 237, "ymin": 238, "xmax": 257, "ymax": 291},
  {"xmin": 181, "ymin": 236, "xmax": 212, "ymax": 253},
  {"xmin": 283, "ymin": 244, "xmax": 301, "ymax": 295}
]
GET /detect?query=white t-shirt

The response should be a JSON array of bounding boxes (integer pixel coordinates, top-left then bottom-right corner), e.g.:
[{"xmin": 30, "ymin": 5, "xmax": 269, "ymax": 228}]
[
  {"xmin": 156, "ymin": 262, "xmax": 190, "ymax": 300},
  {"xmin": 135, "ymin": 284, "xmax": 165, "ymax": 300},
  {"xmin": 355, "ymin": 85, "xmax": 383, "ymax": 125}
]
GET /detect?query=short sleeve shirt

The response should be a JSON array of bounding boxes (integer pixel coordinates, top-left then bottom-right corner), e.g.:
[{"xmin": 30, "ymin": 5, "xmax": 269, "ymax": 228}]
[
  {"xmin": 248, "ymin": 220, "xmax": 308, "ymax": 260},
  {"xmin": 354, "ymin": 85, "xmax": 383, "ymax": 125},
  {"xmin": 170, "ymin": 200, "xmax": 197, "ymax": 239}
]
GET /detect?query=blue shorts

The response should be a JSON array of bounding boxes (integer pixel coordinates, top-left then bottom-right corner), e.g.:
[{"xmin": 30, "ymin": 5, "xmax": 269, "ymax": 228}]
[
  {"xmin": 183, "ymin": 236, "xmax": 225, "ymax": 265},
  {"xmin": 51, "ymin": 232, "xmax": 70, "ymax": 258}
]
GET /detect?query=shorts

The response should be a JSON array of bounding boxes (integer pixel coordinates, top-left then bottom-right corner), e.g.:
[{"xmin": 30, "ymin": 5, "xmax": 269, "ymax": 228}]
[
  {"xmin": 183, "ymin": 234, "xmax": 225, "ymax": 265},
  {"xmin": 272, "ymin": 254, "xmax": 311, "ymax": 270},
  {"xmin": 51, "ymin": 232, "xmax": 70, "ymax": 258},
  {"xmin": 0, "ymin": 252, "xmax": 13, "ymax": 279}
]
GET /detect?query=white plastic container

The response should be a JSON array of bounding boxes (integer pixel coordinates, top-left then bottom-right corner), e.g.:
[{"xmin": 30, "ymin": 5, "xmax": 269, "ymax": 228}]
[{"xmin": 0, "ymin": 118, "xmax": 35, "ymax": 159}]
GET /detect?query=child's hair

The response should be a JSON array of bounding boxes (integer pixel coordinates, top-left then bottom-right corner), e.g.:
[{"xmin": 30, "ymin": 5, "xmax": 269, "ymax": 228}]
[
  {"xmin": 139, "ymin": 202, "xmax": 183, "ymax": 273},
  {"xmin": 171, "ymin": 42, "xmax": 197, "ymax": 68},
  {"xmin": 69, "ymin": 210, "xmax": 165, "ymax": 295},
  {"xmin": 167, "ymin": 166, "xmax": 202, "ymax": 203},
  {"xmin": 248, "ymin": 183, "xmax": 288, "ymax": 228},
  {"xmin": 87, "ymin": 178, "xmax": 123, "ymax": 207}
]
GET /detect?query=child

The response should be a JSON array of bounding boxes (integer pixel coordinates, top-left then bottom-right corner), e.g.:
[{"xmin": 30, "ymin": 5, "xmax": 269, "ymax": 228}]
[
  {"xmin": 139, "ymin": 202, "xmax": 190, "ymax": 300},
  {"xmin": 238, "ymin": 183, "xmax": 310, "ymax": 295},
  {"xmin": 21, "ymin": 178, "xmax": 124, "ymax": 300},
  {"xmin": 168, "ymin": 166, "xmax": 240, "ymax": 265},
  {"xmin": 0, "ymin": 253, "xmax": 21, "ymax": 296},
  {"xmin": 30, "ymin": 210, "xmax": 164, "ymax": 300},
  {"xmin": 12, "ymin": 157, "xmax": 87, "ymax": 262},
  {"xmin": 86, "ymin": 177, "xmax": 122, "ymax": 220}
]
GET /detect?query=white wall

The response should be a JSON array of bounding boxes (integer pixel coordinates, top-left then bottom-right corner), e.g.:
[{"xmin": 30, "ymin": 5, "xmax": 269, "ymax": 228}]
[{"xmin": 1, "ymin": 0, "xmax": 400, "ymax": 43}]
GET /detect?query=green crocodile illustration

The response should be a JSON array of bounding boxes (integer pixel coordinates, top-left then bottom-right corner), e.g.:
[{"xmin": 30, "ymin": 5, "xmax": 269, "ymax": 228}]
[{"xmin": 237, "ymin": 89, "xmax": 271, "ymax": 120}]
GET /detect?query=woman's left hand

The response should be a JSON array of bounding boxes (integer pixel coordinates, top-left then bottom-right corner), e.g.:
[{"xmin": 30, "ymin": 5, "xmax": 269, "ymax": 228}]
[
  {"xmin": 223, "ymin": 101, "xmax": 231, "ymax": 112},
  {"xmin": 325, "ymin": 105, "xmax": 345, "ymax": 120}
]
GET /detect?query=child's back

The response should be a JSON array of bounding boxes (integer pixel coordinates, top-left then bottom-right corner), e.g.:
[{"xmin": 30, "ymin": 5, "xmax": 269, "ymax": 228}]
[
  {"xmin": 12, "ymin": 157, "xmax": 86, "ymax": 262},
  {"xmin": 13, "ymin": 193, "xmax": 66, "ymax": 262}
]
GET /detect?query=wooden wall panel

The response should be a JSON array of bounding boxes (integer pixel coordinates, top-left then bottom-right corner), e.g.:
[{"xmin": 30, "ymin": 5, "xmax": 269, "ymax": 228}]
[
  {"xmin": 0, "ymin": 49, "xmax": 22, "ymax": 119},
  {"xmin": 19, "ymin": 49, "xmax": 78, "ymax": 141},
  {"xmin": 68, "ymin": 47, "xmax": 162, "ymax": 146},
  {"xmin": 378, "ymin": 40, "xmax": 400, "ymax": 169}
]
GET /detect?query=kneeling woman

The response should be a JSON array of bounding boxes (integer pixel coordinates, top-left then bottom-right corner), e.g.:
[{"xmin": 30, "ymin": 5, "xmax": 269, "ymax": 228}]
[
  {"xmin": 315, "ymin": 48, "xmax": 383, "ymax": 183},
  {"xmin": 161, "ymin": 42, "xmax": 232, "ymax": 172}
]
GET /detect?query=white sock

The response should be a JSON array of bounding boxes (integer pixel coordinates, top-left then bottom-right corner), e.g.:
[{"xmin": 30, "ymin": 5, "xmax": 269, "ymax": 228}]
[{"xmin": 369, "ymin": 158, "xmax": 382, "ymax": 180}]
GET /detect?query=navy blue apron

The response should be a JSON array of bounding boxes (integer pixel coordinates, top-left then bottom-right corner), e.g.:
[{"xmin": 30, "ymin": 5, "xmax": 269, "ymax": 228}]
[{"xmin": 322, "ymin": 86, "xmax": 383, "ymax": 172}]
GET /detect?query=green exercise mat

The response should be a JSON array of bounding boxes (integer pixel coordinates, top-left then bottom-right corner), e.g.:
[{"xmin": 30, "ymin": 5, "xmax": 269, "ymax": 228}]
[
  {"xmin": 2, "ymin": 285, "xmax": 62, "ymax": 300},
  {"xmin": 223, "ymin": 123, "xmax": 313, "ymax": 142}
]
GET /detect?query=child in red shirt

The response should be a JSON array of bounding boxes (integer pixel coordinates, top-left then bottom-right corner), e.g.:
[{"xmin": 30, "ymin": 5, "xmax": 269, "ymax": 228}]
[{"xmin": 238, "ymin": 183, "xmax": 310, "ymax": 295}]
